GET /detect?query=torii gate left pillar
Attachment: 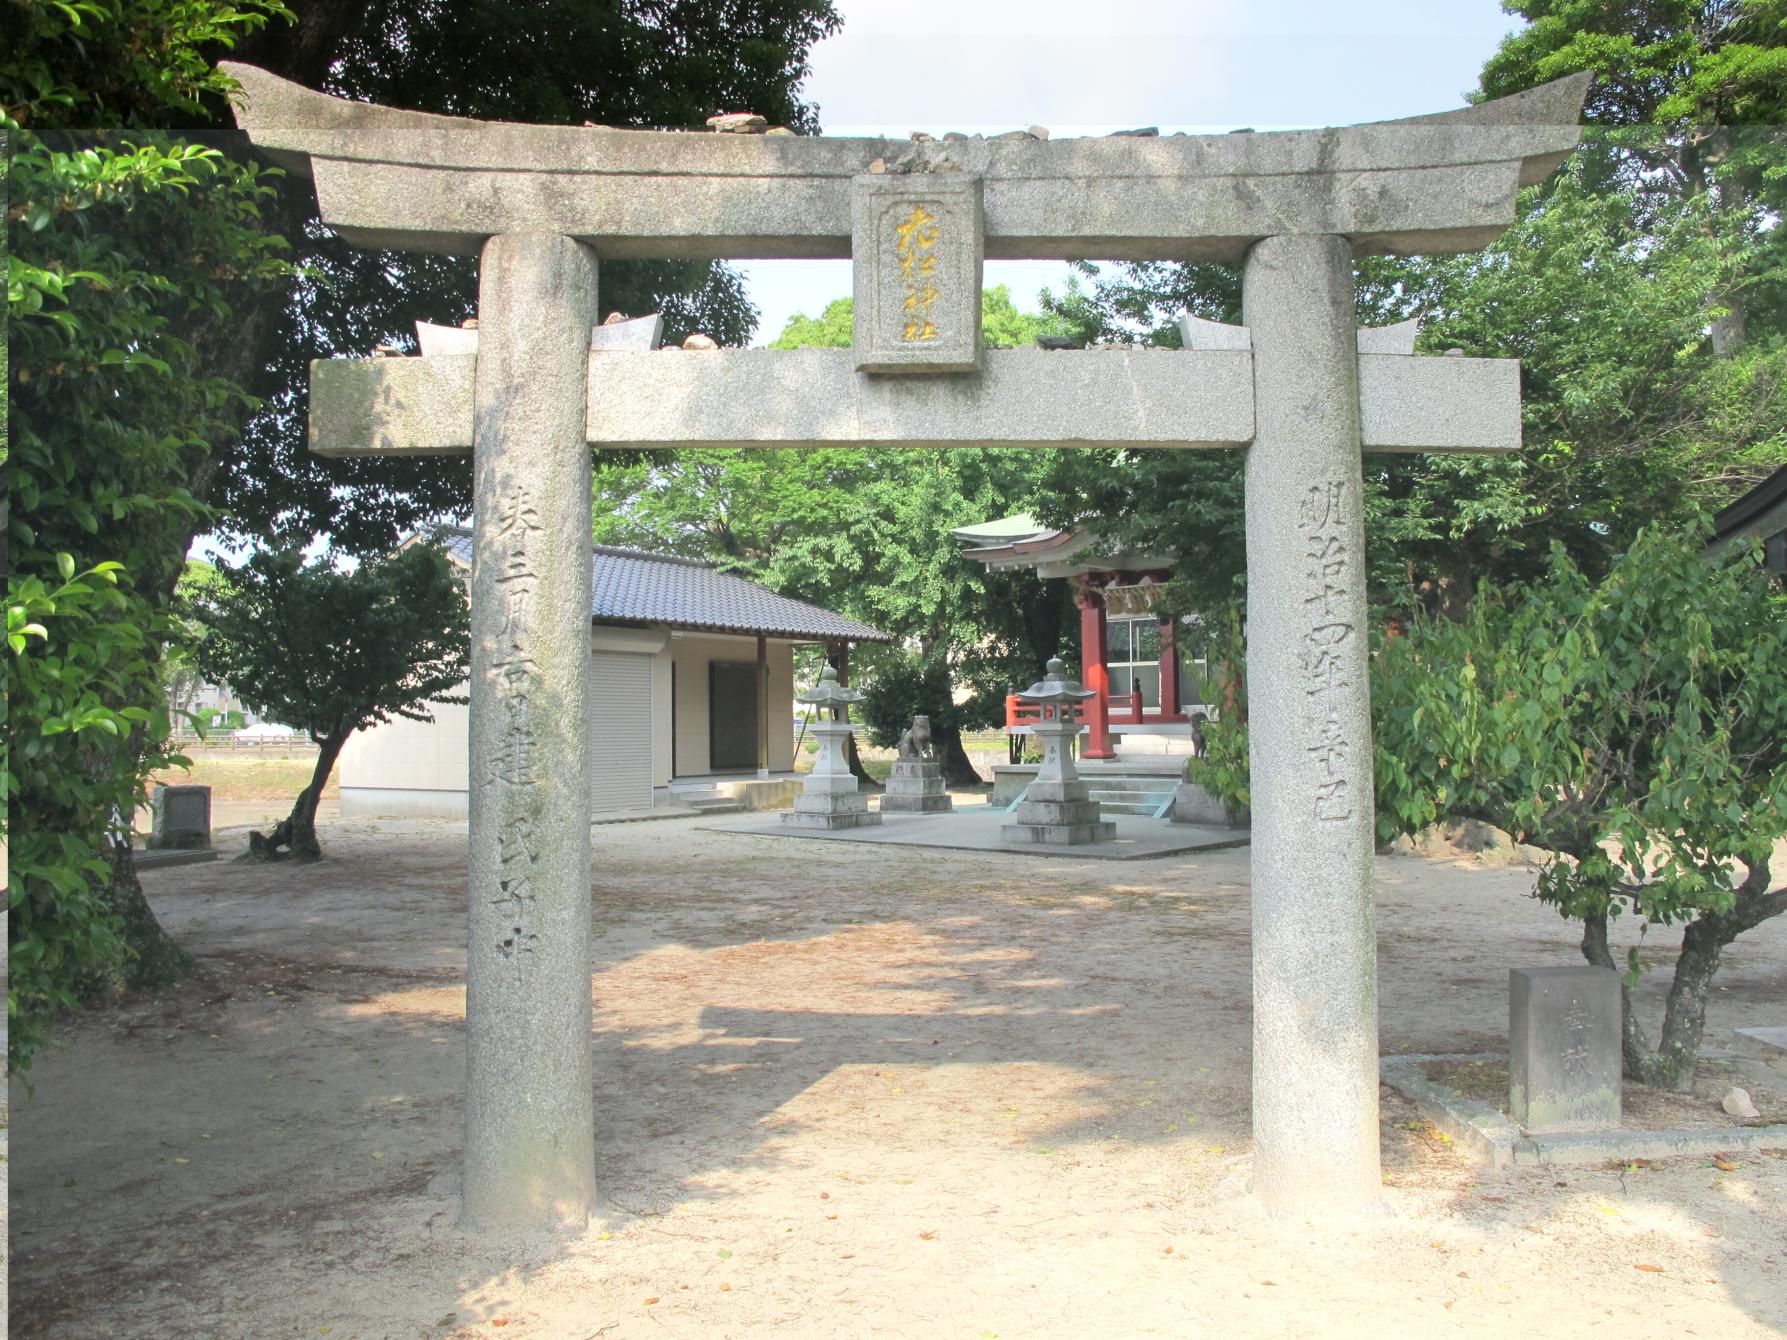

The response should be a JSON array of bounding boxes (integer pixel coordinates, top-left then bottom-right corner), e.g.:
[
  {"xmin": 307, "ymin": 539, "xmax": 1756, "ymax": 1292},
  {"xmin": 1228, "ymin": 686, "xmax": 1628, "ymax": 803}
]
[{"xmin": 461, "ymin": 233, "xmax": 599, "ymax": 1230}]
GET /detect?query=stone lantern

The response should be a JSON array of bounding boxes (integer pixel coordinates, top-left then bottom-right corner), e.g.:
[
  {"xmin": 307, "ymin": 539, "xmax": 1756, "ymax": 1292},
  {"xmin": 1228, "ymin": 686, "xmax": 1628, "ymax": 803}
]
[
  {"xmin": 782, "ymin": 665, "xmax": 882, "ymax": 830},
  {"xmin": 1002, "ymin": 657, "xmax": 1115, "ymax": 846}
]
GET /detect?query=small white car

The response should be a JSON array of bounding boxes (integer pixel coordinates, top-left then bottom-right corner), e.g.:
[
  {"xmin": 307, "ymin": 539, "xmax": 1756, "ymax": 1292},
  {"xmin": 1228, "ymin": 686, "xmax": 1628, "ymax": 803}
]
[{"xmin": 232, "ymin": 722, "xmax": 298, "ymax": 745}]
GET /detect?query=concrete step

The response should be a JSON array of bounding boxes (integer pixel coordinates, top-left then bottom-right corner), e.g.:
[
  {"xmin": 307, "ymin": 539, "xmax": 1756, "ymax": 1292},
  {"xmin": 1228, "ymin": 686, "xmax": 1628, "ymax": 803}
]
[
  {"xmin": 686, "ymin": 796, "xmax": 742, "ymax": 814},
  {"xmin": 1092, "ymin": 800, "xmax": 1170, "ymax": 816},
  {"xmin": 1081, "ymin": 776, "xmax": 1183, "ymax": 793}
]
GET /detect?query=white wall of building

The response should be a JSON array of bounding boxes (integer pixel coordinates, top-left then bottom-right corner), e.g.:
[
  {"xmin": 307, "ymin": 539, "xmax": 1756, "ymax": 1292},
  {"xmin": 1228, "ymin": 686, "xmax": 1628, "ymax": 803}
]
[
  {"xmin": 669, "ymin": 632, "xmax": 795, "ymax": 777},
  {"xmin": 340, "ymin": 624, "xmax": 801, "ymax": 816}
]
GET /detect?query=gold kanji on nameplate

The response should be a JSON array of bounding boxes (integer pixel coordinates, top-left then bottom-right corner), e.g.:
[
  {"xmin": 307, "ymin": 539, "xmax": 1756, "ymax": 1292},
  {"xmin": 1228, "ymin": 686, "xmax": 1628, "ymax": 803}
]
[{"xmin": 851, "ymin": 172, "xmax": 983, "ymax": 374}]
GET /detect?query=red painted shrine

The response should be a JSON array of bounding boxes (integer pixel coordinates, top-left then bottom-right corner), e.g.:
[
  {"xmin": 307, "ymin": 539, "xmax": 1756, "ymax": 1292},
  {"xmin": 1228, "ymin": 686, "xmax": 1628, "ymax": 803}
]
[{"xmin": 953, "ymin": 515, "xmax": 1200, "ymax": 760}]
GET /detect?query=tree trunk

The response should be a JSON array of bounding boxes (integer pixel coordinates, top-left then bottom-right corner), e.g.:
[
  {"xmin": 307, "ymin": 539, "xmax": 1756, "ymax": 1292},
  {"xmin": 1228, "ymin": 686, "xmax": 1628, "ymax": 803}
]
[
  {"xmin": 97, "ymin": 835, "xmax": 193, "ymax": 992},
  {"xmin": 248, "ymin": 732, "xmax": 346, "ymax": 862},
  {"xmin": 936, "ymin": 723, "xmax": 985, "ymax": 789},
  {"xmin": 1580, "ymin": 855, "xmax": 1785, "ymax": 1092},
  {"xmin": 1579, "ymin": 906, "xmax": 1670, "ymax": 1086}
]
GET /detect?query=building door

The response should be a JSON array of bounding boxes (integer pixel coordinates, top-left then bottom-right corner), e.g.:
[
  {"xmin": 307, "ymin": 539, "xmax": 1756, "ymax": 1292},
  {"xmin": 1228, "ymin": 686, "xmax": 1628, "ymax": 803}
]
[
  {"xmin": 709, "ymin": 660, "xmax": 759, "ymax": 771},
  {"xmin": 589, "ymin": 650, "xmax": 654, "ymax": 812}
]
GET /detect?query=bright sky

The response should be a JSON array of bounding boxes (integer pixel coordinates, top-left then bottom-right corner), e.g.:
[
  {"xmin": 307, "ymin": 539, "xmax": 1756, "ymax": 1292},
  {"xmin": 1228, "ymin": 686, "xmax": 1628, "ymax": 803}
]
[{"xmin": 738, "ymin": 0, "xmax": 1524, "ymax": 344}]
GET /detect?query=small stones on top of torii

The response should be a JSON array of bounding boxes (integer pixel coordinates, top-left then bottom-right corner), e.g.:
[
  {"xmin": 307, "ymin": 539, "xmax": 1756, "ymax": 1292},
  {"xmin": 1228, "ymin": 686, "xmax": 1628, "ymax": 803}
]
[{"xmin": 783, "ymin": 665, "xmax": 881, "ymax": 831}]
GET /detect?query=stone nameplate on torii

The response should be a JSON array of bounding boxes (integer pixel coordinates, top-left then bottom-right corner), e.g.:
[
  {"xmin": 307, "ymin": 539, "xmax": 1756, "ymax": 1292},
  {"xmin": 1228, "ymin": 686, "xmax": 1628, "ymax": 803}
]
[{"xmin": 227, "ymin": 62, "xmax": 1587, "ymax": 1231}]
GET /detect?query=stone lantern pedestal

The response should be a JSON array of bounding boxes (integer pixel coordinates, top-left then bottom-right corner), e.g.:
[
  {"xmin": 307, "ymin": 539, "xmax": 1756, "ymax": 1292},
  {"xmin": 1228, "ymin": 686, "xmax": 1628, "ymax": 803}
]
[
  {"xmin": 783, "ymin": 666, "xmax": 881, "ymax": 830},
  {"xmin": 785, "ymin": 720, "xmax": 881, "ymax": 829},
  {"xmin": 1002, "ymin": 658, "xmax": 1115, "ymax": 846}
]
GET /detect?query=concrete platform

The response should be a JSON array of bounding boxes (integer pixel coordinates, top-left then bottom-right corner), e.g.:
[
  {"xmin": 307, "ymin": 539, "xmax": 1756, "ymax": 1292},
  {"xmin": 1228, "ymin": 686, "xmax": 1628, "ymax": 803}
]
[{"xmin": 697, "ymin": 804, "xmax": 1248, "ymax": 861}]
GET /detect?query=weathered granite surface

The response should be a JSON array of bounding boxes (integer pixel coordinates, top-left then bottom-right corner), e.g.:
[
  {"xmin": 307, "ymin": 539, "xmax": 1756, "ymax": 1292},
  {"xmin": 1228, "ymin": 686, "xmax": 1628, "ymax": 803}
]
[
  {"xmin": 1002, "ymin": 720, "xmax": 1114, "ymax": 847},
  {"xmin": 308, "ymin": 346, "xmax": 1518, "ymax": 458},
  {"xmin": 224, "ymin": 62, "xmax": 1586, "ymax": 261},
  {"xmin": 1169, "ymin": 781, "xmax": 1247, "ymax": 830},
  {"xmin": 881, "ymin": 758, "xmax": 953, "ymax": 814},
  {"xmin": 852, "ymin": 173, "xmax": 983, "ymax": 373},
  {"xmin": 1242, "ymin": 232, "xmax": 1381, "ymax": 1216},
  {"xmin": 783, "ymin": 719, "xmax": 881, "ymax": 830},
  {"xmin": 462, "ymin": 233, "xmax": 598, "ymax": 1233},
  {"xmin": 149, "ymin": 784, "xmax": 211, "ymax": 850},
  {"xmin": 1509, "ymin": 965, "xmax": 1622, "ymax": 1133}
]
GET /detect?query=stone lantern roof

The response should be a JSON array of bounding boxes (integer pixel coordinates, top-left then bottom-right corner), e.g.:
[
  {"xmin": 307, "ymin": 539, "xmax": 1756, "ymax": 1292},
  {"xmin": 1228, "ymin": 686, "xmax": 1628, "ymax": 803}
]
[{"xmin": 1015, "ymin": 656, "xmax": 1096, "ymax": 705}]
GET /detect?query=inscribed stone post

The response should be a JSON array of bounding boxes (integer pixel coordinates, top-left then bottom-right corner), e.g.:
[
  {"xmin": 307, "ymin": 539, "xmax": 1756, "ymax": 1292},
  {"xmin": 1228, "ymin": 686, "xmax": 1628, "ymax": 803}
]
[
  {"xmin": 1509, "ymin": 966, "xmax": 1622, "ymax": 1132},
  {"xmin": 463, "ymin": 232, "xmax": 598, "ymax": 1231},
  {"xmin": 1241, "ymin": 233, "xmax": 1382, "ymax": 1215}
]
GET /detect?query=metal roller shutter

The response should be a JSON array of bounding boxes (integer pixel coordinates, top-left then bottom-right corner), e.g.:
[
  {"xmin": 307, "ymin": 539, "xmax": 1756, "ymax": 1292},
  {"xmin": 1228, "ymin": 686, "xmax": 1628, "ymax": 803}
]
[{"xmin": 588, "ymin": 651, "xmax": 654, "ymax": 813}]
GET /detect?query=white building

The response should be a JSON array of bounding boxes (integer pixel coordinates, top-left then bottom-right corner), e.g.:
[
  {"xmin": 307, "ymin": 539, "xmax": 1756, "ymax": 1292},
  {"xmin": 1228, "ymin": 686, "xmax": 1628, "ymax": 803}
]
[{"xmin": 339, "ymin": 529, "xmax": 889, "ymax": 817}]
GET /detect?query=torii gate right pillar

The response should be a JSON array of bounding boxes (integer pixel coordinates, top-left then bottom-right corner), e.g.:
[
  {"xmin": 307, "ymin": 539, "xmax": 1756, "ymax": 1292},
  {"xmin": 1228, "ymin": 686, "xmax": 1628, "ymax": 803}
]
[{"xmin": 1242, "ymin": 234, "xmax": 1381, "ymax": 1214}]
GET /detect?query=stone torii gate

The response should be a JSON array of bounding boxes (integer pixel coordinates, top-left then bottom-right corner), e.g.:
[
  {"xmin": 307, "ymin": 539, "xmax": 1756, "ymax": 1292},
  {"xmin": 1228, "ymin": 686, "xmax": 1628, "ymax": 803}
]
[{"xmin": 226, "ymin": 64, "xmax": 1587, "ymax": 1228}]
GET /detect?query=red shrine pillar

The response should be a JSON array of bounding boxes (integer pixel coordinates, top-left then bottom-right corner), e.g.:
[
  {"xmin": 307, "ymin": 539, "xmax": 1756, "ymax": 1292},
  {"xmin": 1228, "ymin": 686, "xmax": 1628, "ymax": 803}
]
[
  {"xmin": 1158, "ymin": 614, "xmax": 1181, "ymax": 718},
  {"xmin": 1075, "ymin": 585, "xmax": 1117, "ymax": 759}
]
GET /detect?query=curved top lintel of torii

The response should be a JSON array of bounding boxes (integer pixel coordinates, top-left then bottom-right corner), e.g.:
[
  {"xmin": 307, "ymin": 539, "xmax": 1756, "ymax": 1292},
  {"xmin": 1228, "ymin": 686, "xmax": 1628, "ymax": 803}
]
[{"xmin": 217, "ymin": 64, "xmax": 1590, "ymax": 264}]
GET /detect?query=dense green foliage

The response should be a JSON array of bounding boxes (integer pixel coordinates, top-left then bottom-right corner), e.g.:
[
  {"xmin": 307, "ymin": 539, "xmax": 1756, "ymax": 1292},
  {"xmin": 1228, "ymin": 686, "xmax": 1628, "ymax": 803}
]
[
  {"xmin": 1, "ymin": 0, "xmax": 291, "ymax": 127},
  {"xmin": 192, "ymin": 542, "xmax": 470, "ymax": 859},
  {"xmin": 5, "ymin": 26, "xmax": 293, "ymax": 1068},
  {"xmin": 5, "ymin": 558, "xmax": 181, "ymax": 1070},
  {"xmin": 1375, "ymin": 528, "xmax": 1787, "ymax": 1087}
]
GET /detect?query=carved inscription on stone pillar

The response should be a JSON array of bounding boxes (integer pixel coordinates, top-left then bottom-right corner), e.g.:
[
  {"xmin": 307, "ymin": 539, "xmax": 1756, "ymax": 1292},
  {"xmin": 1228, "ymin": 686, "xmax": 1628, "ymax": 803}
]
[
  {"xmin": 488, "ymin": 485, "xmax": 545, "ymax": 980},
  {"xmin": 1298, "ymin": 479, "xmax": 1356, "ymax": 824},
  {"xmin": 852, "ymin": 172, "xmax": 983, "ymax": 374}
]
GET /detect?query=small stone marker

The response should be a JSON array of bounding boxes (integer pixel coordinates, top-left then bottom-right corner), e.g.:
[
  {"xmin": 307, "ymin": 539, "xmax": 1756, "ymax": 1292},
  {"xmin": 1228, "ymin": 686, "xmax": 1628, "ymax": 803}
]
[
  {"xmin": 783, "ymin": 666, "xmax": 881, "ymax": 830},
  {"xmin": 1509, "ymin": 965, "xmax": 1622, "ymax": 1133},
  {"xmin": 852, "ymin": 172, "xmax": 983, "ymax": 373},
  {"xmin": 149, "ymin": 784, "xmax": 212, "ymax": 850},
  {"xmin": 881, "ymin": 714, "xmax": 952, "ymax": 814},
  {"xmin": 1170, "ymin": 780, "xmax": 1246, "ymax": 830},
  {"xmin": 1003, "ymin": 658, "xmax": 1115, "ymax": 846}
]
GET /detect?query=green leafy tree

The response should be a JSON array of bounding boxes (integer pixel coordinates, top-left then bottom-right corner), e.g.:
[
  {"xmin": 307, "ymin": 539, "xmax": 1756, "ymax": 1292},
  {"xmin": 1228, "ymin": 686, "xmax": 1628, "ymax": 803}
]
[
  {"xmin": 1372, "ymin": 528, "xmax": 1786, "ymax": 1089},
  {"xmin": 6, "ymin": 31, "xmax": 295, "ymax": 1067},
  {"xmin": 1034, "ymin": 0, "xmax": 1787, "ymax": 614},
  {"xmin": 1480, "ymin": 0, "xmax": 1787, "ymax": 356},
  {"xmin": 6, "ymin": 557, "xmax": 191, "ymax": 1073},
  {"xmin": 192, "ymin": 542, "xmax": 470, "ymax": 861}
]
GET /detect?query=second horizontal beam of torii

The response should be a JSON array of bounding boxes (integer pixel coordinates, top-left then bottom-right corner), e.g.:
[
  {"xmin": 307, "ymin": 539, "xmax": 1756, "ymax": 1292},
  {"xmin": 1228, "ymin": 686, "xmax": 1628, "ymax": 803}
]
[{"xmin": 309, "ymin": 340, "xmax": 1519, "ymax": 458}]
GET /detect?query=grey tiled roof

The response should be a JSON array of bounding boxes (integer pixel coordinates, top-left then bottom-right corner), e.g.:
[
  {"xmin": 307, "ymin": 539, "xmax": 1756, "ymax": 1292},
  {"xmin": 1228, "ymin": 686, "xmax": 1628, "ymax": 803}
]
[{"xmin": 435, "ymin": 528, "xmax": 889, "ymax": 643}]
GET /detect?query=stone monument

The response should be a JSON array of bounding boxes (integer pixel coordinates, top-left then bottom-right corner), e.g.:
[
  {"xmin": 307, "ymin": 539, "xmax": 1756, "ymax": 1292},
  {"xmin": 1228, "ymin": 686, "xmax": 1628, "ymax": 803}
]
[
  {"xmin": 228, "ymin": 63, "xmax": 1587, "ymax": 1223},
  {"xmin": 1509, "ymin": 965, "xmax": 1622, "ymax": 1132},
  {"xmin": 783, "ymin": 666, "xmax": 881, "ymax": 830},
  {"xmin": 148, "ymin": 784, "xmax": 212, "ymax": 850},
  {"xmin": 881, "ymin": 714, "xmax": 953, "ymax": 814},
  {"xmin": 1003, "ymin": 658, "xmax": 1115, "ymax": 847}
]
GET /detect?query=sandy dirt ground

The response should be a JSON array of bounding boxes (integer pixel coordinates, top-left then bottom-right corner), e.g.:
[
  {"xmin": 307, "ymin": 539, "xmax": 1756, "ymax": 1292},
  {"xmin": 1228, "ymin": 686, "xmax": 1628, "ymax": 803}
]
[{"xmin": 8, "ymin": 817, "xmax": 1785, "ymax": 1340}]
